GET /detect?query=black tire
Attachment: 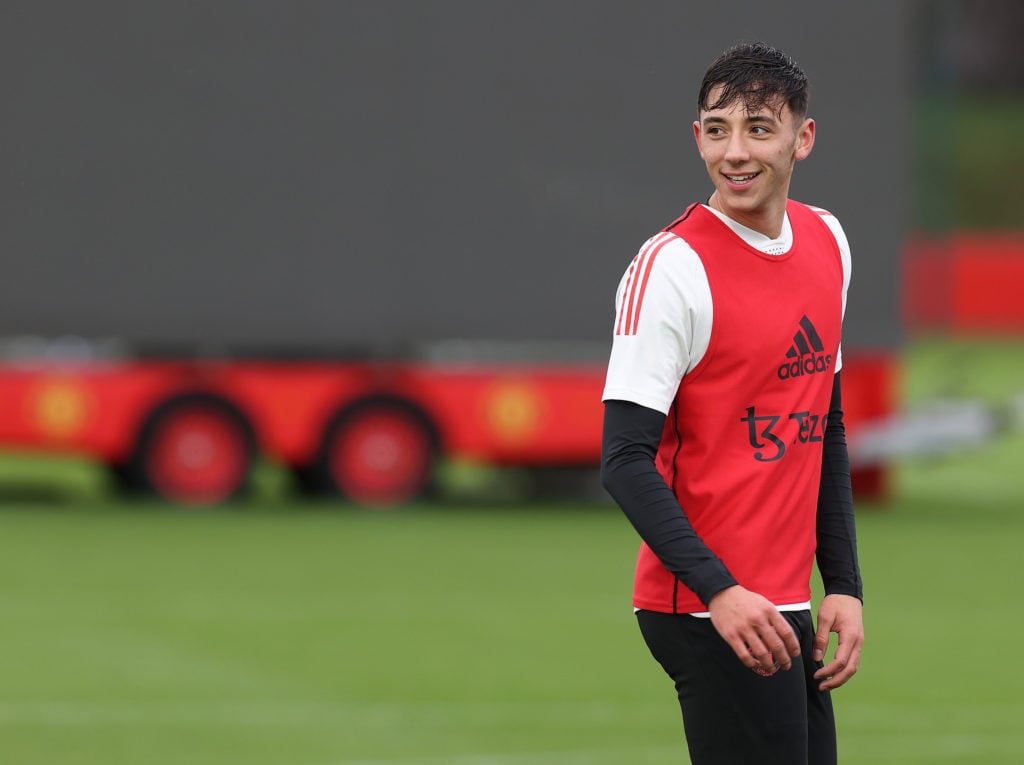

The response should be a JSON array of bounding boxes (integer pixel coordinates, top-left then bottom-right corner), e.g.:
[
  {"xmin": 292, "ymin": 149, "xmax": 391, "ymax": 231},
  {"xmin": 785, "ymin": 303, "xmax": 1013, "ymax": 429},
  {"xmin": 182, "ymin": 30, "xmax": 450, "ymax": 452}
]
[
  {"xmin": 125, "ymin": 394, "xmax": 256, "ymax": 505},
  {"xmin": 108, "ymin": 460, "xmax": 143, "ymax": 494},
  {"xmin": 306, "ymin": 397, "xmax": 440, "ymax": 506}
]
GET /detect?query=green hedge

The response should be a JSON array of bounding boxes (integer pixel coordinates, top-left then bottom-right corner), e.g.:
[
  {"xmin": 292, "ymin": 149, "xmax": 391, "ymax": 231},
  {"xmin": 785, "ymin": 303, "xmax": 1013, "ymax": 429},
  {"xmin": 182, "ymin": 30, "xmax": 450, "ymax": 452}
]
[{"xmin": 914, "ymin": 95, "xmax": 1024, "ymax": 230}]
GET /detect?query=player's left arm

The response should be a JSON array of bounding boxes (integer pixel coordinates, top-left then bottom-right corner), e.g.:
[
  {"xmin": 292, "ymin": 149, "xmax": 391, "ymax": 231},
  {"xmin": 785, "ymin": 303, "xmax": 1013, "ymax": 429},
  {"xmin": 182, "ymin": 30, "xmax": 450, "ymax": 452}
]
[{"xmin": 812, "ymin": 371, "xmax": 864, "ymax": 691}]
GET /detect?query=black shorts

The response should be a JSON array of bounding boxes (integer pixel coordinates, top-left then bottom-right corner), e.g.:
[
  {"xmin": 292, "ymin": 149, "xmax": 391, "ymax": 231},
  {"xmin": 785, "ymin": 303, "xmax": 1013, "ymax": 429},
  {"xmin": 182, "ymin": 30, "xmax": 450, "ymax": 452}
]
[{"xmin": 636, "ymin": 609, "xmax": 836, "ymax": 765}]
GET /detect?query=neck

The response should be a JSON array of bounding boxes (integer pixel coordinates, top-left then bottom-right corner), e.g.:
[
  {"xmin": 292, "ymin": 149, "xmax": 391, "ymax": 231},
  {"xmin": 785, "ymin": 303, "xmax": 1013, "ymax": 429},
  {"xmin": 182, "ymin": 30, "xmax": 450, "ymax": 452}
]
[{"xmin": 708, "ymin": 193, "xmax": 787, "ymax": 239}]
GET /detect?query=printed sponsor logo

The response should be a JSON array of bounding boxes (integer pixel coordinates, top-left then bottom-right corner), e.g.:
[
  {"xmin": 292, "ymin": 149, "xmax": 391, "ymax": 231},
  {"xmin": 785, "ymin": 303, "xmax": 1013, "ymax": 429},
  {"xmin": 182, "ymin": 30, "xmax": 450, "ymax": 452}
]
[{"xmin": 740, "ymin": 406, "xmax": 827, "ymax": 462}]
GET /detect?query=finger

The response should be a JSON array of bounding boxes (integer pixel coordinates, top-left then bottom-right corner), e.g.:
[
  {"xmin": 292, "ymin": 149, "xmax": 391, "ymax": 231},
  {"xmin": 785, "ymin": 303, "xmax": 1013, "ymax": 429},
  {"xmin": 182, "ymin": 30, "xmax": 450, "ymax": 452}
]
[
  {"xmin": 746, "ymin": 634, "xmax": 783, "ymax": 674},
  {"xmin": 765, "ymin": 641, "xmax": 791, "ymax": 671},
  {"xmin": 813, "ymin": 656, "xmax": 846, "ymax": 682},
  {"xmin": 816, "ymin": 656, "xmax": 858, "ymax": 690},
  {"xmin": 767, "ymin": 611, "xmax": 801, "ymax": 662},
  {"xmin": 730, "ymin": 634, "xmax": 771, "ymax": 672},
  {"xmin": 813, "ymin": 634, "xmax": 849, "ymax": 679},
  {"xmin": 753, "ymin": 651, "xmax": 780, "ymax": 675},
  {"xmin": 755, "ymin": 633, "xmax": 791, "ymax": 672},
  {"xmin": 814, "ymin": 644, "xmax": 861, "ymax": 690},
  {"xmin": 812, "ymin": 617, "xmax": 833, "ymax": 663},
  {"xmin": 817, "ymin": 629, "xmax": 860, "ymax": 675}
]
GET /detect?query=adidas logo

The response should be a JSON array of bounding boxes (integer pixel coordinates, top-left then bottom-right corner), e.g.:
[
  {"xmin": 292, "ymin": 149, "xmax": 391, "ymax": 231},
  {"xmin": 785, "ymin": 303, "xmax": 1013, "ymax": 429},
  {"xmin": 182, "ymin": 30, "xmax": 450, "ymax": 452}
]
[{"xmin": 777, "ymin": 316, "xmax": 833, "ymax": 380}]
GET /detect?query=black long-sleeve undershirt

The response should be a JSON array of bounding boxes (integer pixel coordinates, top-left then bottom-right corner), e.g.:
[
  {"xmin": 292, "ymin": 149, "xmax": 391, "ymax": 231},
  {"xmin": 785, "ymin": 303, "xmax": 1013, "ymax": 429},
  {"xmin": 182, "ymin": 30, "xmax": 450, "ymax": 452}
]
[
  {"xmin": 600, "ymin": 371, "xmax": 863, "ymax": 607},
  {"xmin": 814, "ymin": 373, "xmax": 864, "ymax": 600}
]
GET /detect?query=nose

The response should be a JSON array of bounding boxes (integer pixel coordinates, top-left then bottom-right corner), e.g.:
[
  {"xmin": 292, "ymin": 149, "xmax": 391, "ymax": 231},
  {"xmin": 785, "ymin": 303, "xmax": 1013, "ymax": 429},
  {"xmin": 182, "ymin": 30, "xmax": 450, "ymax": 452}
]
[{"xmin": 724, "ymin": 133, "xmax": 749, "ymax": 164}]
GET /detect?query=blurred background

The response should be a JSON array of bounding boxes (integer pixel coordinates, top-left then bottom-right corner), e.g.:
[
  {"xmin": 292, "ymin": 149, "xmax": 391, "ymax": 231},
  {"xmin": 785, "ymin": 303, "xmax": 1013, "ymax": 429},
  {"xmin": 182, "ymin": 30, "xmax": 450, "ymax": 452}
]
[{"xmin": 0, "ymin": 1, "xmax": 1021, "ymax": 763}]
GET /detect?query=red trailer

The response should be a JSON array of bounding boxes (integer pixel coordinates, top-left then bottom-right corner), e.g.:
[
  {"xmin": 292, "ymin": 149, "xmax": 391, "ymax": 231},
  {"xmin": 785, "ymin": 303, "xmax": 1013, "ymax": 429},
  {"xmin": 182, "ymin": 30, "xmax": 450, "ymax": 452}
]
[{"xmin": 0, "ymin": 352, "xmax": 606, "ymax": 506}]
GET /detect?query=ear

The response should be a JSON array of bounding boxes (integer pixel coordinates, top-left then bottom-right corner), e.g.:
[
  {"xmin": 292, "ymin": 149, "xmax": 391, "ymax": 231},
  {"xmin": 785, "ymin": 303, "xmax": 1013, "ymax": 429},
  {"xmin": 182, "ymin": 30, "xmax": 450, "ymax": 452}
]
[
  {"xmin": 692, "ymin": 119, "xmax": 704, "ymax": 158},
  {"xmin": 794, "ymin": 117, "xmax": 815, "ymax": 161}
]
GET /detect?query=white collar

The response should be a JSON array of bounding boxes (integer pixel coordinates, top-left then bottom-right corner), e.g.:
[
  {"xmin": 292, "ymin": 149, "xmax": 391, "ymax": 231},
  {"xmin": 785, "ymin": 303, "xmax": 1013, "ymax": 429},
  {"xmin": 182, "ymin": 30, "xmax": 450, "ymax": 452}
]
[{"xmin": 702, "ymin": 204, "xmax": 793, "ymax": 256}]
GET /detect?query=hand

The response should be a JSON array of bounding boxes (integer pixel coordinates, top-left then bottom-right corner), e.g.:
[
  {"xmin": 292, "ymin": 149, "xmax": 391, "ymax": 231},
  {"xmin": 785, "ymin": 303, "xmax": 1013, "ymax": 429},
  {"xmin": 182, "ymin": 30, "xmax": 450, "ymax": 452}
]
[
  {"xmin": 708, "ymin": 585, "xmax": 801, "ymax": 676},
  {"xmin": 812, "ymin": 594, "xmax": 864, "ymax": 691}
]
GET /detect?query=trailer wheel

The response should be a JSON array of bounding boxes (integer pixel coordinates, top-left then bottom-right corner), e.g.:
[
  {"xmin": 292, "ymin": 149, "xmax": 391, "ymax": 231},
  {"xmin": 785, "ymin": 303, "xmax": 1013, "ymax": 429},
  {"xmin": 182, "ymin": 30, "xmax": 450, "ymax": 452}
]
[
  {"xmin": 311, "ymin": 398, "xmax": 439, "ymax": 506},
  {"xmin": 128, "ymin": 395, "xmax": 255, "ymax": 505}
]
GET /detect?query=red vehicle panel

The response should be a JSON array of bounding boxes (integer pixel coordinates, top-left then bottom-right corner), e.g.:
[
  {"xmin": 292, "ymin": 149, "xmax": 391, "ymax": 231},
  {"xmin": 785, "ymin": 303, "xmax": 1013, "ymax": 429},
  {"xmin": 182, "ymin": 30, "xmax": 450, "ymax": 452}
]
[{"xmin": 0, "ymin": 357, "xmax": 607, "ymax": 505}]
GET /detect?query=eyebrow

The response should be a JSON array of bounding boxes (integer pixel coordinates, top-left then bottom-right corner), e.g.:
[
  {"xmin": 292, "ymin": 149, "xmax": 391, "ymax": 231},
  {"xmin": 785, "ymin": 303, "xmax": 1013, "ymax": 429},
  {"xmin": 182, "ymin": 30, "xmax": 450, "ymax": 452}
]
[{"xmin": 702, "ymin": 114, "xmax": 779, "ymax": 127}]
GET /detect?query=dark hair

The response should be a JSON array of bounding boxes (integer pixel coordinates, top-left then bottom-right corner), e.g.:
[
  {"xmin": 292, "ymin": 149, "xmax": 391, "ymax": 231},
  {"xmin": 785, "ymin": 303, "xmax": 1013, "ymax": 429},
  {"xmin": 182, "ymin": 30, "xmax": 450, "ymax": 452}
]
[{"xmin": 698, "ymin": 42, "xmax": 809, "ymax": 118}]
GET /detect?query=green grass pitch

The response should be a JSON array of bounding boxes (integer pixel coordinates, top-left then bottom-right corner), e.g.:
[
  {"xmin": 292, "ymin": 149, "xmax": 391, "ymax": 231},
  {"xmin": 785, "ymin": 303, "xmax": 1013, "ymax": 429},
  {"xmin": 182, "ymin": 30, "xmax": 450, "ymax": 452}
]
[{"xmin": 0, "ymin": 336, "xmax": 1022, "ymax": 763}]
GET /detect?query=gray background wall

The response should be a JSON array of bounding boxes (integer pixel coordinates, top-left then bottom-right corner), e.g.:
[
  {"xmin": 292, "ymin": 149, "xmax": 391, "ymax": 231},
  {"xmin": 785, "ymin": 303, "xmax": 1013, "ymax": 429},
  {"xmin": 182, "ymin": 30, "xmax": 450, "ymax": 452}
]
[{"xmin": 0, "ymin": 1, "xmax": 908, "ymax": 353}]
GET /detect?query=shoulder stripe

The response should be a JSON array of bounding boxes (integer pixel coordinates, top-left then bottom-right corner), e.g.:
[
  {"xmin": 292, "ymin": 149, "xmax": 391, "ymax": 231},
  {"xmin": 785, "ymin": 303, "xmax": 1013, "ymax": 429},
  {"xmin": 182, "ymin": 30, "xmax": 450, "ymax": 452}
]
[
  {"xmin": 629, "ymin": 235, "xmax": 673, "ymax": 334},
  {"xmin": 614, "ymin": 253, "xmax": 640, "ymax": 336},
  {"xmin": 617, "ymin": 232, "xmax": 673, "ymax": 336}
]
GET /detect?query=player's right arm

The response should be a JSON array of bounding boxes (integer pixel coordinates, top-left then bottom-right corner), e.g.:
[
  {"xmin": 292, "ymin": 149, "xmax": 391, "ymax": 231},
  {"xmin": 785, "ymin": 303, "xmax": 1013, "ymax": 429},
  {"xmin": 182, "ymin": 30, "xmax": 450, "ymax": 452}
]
[{"xmin": 601, "ymin": 233, "xmax": 733, "ymax": 603}]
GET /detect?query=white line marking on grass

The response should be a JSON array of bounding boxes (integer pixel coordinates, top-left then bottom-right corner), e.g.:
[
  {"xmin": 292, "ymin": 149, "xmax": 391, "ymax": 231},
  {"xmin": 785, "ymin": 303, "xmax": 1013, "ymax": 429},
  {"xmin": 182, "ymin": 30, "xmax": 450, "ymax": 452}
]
[
  {"xmin": 0, "ymin": 700, "xmax": 354, "ymax": 726},
  {"xmin": 0, "ymin": 698, "xmax": 645, "ymax": 727}
]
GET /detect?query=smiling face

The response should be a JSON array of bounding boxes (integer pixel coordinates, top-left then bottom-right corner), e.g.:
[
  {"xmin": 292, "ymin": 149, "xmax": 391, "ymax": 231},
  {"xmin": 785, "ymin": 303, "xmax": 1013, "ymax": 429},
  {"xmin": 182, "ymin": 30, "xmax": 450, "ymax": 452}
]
[{"xmin": 693, "ymin": 84, "xmax": 815, "ymax": 238}]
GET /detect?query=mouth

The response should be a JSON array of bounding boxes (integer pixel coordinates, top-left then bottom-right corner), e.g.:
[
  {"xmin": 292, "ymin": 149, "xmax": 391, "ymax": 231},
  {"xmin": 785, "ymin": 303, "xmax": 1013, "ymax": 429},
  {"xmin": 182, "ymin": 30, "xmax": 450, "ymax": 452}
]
[{"xmin": 723, "ymin": 171, "xmax": 760, "ymax": 187}]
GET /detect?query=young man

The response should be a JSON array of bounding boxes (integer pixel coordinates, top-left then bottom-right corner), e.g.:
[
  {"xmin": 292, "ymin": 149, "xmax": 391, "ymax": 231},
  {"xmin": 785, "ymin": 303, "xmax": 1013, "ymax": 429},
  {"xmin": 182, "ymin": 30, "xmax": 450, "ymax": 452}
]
[{"xmin": 601, "ymin": 43, "xmax": 864, "ymax": 764}]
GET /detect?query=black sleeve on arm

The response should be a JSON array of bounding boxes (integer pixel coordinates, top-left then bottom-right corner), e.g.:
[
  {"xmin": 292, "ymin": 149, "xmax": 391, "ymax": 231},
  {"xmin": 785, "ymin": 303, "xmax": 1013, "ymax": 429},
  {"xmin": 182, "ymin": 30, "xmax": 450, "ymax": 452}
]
[
  {"xmin": 816, "ymin": 371, "xmax": 864, "ymax": 601},
  {"xmin": 600, "ymin": 399, "xmax": 737, "ymax": 606}
]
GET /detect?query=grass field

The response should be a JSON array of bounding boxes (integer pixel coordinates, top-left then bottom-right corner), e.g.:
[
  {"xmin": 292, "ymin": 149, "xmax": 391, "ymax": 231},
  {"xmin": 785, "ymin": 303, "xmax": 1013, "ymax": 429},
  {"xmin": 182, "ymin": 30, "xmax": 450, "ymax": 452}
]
[{"xmin": 0, "ymin": 337, "xmax": 1022, "ymax": 764}]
